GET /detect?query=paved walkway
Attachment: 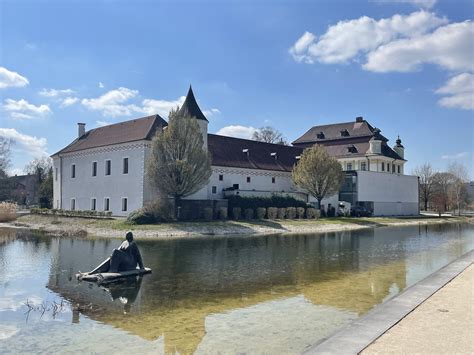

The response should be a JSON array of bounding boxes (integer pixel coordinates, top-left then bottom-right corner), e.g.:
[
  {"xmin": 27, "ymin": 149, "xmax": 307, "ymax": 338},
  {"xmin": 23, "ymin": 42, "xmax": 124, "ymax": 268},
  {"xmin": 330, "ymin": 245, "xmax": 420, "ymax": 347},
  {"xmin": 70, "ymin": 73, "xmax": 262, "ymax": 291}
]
[{"xmin": 362, "ymin": 264, "xmax": 474, "ymax": 354}]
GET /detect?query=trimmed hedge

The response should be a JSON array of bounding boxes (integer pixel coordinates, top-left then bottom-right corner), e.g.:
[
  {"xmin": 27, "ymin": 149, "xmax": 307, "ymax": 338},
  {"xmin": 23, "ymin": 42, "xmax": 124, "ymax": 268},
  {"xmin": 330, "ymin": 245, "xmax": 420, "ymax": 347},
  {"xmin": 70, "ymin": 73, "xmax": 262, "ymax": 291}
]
[
  {"xmin": 244, "ymin": 208, "xmax": 254, "ymax": 220},
  {"xmin": 31, "ymin": 208, "xmax": 112, "ymax": 219},
  {"xmin": 256, "ymin": 207, "xmax": 266, "ymax": 219},
  {"xmin": 232, "ymin": 207, "xmax": 241, "ymax": 220},
  {"xmin": 267, "ymin": 207, "xmax": 278, "ymax": 219},
  {"xmin": 296, "ymin": 207, "xmax": 305, "ymax": 219},
  {"xmin": 218, "ymin": 207, "xmax": 228, "ymax": 220},
  {"xmin": 306, "ymin": 208, "xmax": 317, "ymax": 219},
  {"xmin": 277, "ymin": 208, "xmax": 286, "ymax": 219},
  {"xmin": 286, "ymin": 207, "xmax": 297, "ymax": 219},
  {"xmin": 226, "ymin": 195, "xmax": 308, "ymax": 210}
]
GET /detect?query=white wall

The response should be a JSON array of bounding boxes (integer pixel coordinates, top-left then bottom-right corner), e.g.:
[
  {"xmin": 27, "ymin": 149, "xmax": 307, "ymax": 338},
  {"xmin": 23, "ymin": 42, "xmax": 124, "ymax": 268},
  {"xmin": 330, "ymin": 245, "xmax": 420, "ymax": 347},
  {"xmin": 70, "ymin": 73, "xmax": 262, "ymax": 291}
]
[
  {"xmin": 357, "ymin": 171, "xmax": 419, "ymax": 216},
  {"xmin": 53, "ymin": 141, "xmax": 147, "ymax": 216}
]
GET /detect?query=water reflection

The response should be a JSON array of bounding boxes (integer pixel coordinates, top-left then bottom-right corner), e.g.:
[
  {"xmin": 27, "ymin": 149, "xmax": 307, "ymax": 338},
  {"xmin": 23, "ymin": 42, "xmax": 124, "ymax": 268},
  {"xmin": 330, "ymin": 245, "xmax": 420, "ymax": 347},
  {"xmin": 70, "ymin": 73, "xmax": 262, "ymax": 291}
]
[{"xmin": 0, "ymin": 223, "xmax": 472, "ymax": 354}]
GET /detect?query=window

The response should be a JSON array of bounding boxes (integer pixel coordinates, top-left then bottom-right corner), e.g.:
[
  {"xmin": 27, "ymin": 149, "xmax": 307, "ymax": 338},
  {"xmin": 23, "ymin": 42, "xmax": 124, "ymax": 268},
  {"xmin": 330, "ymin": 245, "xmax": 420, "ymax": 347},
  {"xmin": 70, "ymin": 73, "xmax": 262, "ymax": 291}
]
[
  {"xmin": 272, "ymin": 177, "xmax": 276, "ymax": 184},
  {"xmin": 71, "ymin": 199, "xmax": 76, "ymax": 211},
  {"xmin": 347, "ymin": 163, "xmax": 353, "ymax": 171},
  {"xmin": 392, "ymin": 164, "xmax": 395, "ymax": 173},
  {"xmin": 233, "ymin": 184, "xmax": 239, "ymax": 190},
  {"xmin": 123, "ymin": 158, "xmax": 129, "ymax": 174},
  {"xmin": 246, "ymin": 176, "xmax": 251, "ymax": 183},
  {"xmin": 92, "ymin": 162, "xmax": 97, "ymax": 177},
  {"xmin": 397, "ymin": 165, "xmax": 401, "ymax": 174},
  {"xmin": 71, "ymin": 164, "xmax": 76, "ymax": 178},
  {"xmin": 91, "ymin": 198, "xmax": 96, "ymax": 211},
  {"xmin": 361, "ymin": 162, "xmax": 367, "ymax": 171},
  {"xmin": 122, "ymin": 198, "xmax": 128, "ymax": 212},
  {"xmin": 381, "ymin": 162, "xmax": 385, "ymax": 171},
  {"xmin": 55, "ymin": 168, "xmax": 58, "ymax": 181},
  {"xmin": 212, "ymin": 186, "xmax": 217, "ymax": 194},
  {"xmin": 104, "ymin": 198, "xmax": 110, "ymax": 211},
  {"xmin": 387, "ymin": 163, "xmax": 390, "ymax": 172},
  {"xmin": 105, "ymin": 160, "xmax": 111, "ymax": 175},
  {"xmin": 219, "ymin": 174, "xmax": 223, "ymax": 181}
]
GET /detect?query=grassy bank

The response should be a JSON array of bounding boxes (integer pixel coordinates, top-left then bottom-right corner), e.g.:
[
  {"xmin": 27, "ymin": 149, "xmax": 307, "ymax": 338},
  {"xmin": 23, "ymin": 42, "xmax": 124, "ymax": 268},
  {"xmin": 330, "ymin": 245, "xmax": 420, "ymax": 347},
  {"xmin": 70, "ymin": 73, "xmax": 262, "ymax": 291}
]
[{"xmin": 2, "ymin": 214, "xmax": 470, "ymax": 239}]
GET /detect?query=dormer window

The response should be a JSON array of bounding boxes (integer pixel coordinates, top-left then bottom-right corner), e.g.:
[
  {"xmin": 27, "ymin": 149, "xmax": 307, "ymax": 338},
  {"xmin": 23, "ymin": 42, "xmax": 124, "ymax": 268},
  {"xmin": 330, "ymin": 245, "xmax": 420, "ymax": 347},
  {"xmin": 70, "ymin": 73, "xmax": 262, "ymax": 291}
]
[
  {"xmin": 271, "ymin": 152, "xmax": 277, "ymax": 160},
  {"xmin": 340, "ymin": 129, "xmax": 350, "ymax": 137},
  {"xmin": 317, "ymin": 132, "xmax": 325, "ymax": 139},
  {"xmin": 347, "ymin": 145, "xmax": 357, "ymax": 153}
]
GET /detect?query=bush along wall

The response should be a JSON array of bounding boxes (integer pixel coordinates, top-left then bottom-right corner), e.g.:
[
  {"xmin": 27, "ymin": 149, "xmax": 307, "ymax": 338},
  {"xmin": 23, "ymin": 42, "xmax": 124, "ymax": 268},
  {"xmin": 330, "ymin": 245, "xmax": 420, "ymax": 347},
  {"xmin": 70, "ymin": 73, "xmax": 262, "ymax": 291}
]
[
  {"xmin": 226, "ymin": 195, "xmax": 308, "ymax": 211},
  {"xmin": 31, "ymin": 208, "xmax": 113, "ymax": 219}
]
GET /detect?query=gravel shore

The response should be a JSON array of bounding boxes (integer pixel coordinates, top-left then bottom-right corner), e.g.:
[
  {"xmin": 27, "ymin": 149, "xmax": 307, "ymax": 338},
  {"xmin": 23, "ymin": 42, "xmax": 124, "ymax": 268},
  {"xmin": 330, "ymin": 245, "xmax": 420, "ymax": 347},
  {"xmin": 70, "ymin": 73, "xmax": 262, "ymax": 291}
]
[{"xmin": 1, "ymin": 214, "xmax": 470, "ymax": 239}]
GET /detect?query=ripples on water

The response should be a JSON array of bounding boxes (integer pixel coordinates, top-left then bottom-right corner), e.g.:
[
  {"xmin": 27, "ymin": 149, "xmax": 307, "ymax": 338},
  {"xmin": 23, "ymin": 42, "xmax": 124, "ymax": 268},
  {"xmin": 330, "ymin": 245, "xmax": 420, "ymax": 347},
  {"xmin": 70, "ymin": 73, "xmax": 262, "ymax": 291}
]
[{"xmin": 0, "ymin": 223, "xmax": 473, "ymax": 354}]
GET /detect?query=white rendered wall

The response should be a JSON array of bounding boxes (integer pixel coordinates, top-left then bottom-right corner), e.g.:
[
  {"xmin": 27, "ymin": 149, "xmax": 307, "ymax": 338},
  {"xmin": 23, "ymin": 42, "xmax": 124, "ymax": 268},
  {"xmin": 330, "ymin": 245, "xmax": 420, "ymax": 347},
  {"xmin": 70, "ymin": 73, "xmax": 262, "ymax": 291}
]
[
  {"xmin": 54, "ymin": 141, "xmax": 147, "ymax": 216},
  {"xmin": 356, "ymin": 171, "xmax": 419, "ymax": 216}
]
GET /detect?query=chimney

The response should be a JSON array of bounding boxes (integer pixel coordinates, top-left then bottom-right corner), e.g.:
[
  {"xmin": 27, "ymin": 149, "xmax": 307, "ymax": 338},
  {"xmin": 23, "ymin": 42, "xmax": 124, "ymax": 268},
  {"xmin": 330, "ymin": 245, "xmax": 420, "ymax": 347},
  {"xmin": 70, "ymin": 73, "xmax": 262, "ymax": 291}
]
[
  {"xmin": 78, "ymin": 123, "xmax": 86, "ymax": 138},
  {"xmin": 356, "ymin": 116, "xmax": 363, "ymax": 123}
]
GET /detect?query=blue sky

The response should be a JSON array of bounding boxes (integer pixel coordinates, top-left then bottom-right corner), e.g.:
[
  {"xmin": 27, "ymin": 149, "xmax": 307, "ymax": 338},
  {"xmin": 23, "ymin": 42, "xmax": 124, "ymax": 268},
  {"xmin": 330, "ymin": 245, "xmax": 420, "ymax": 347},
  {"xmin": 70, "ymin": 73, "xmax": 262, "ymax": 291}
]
[{"xmin": 0, "ymin": 0, "xmax": 473, "ymax": 177}]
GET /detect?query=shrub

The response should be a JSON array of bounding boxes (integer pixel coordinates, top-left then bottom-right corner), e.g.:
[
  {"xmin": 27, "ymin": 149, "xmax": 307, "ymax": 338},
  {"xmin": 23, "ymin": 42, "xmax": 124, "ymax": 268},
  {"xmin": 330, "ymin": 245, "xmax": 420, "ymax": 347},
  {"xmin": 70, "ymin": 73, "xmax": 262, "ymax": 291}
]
[
  {"xmin": 30, "ymin": 208, "xmax": 112, "ymax": 219},
  {"xmin": 203, "ymin": 207, "xmax": 213, "ymax": 221},
  {"xmin": 256, "ymin": 207, "xmax": 266, "ymax": 219},
  {"xmin": 296, "ymin": 207, "xmax": 305, "ymax": 219},
  {"xmin": 277, "ymin": 208, "xmax": 286, "ymax": 219},
  {"xmin": 226, "ymin": 195, "xmax": 308, "ymax": 210},
  {"xmin": 218, "ymin": 207, "xmax": 228, "ymax": 220},
  {"xmin": 244, "ymin": 208, "xmax": 254, "ymax": 220},
  {"xmin": 306, "ymin": 208, "xmax": 317, "ymax": 219},
  {"xmin": 267, "ymin": 207, "xmax": 278, "ymax": 219},
  {"xmin": 286, "ymin": 207, "xmax": 297, "ymax": 219},
  {"xmin": 320, "ymin": 209, "xmax": 327, "ymax": 218},
  {"xmin": 127, "ymin": 199, "xmax": 175, "ymax": 225},
  {"xmin": 232, "ymin": 207, "xmax": 241, "ymax": 220},
  {"xmin": 0, "ymin": 202, "xmax": 17, "ymax": 222}
]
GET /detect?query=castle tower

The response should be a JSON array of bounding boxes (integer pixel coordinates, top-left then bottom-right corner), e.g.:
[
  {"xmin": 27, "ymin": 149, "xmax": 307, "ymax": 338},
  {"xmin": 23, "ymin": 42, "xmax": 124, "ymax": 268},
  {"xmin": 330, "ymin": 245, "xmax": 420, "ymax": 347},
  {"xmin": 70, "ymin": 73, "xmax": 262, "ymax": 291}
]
[
  {"xmin": 369, "ymin": 128, "xmax": 382, "ymax": 154},
  {"xmin": 393, "ymin": 135, "xmax": 404, "ymax": 159},
  {"xmin": 177, "ymin": 85, "xmax": 208, "ymax": 149}
]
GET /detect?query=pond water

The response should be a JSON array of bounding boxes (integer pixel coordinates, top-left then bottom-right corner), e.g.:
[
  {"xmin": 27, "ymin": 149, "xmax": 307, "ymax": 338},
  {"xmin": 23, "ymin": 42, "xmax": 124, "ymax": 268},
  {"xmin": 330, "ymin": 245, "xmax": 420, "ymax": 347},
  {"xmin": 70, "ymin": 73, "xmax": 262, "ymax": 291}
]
[{"xmin": 0, "ymin": 223, "xmax": 473, "ymax": 354}]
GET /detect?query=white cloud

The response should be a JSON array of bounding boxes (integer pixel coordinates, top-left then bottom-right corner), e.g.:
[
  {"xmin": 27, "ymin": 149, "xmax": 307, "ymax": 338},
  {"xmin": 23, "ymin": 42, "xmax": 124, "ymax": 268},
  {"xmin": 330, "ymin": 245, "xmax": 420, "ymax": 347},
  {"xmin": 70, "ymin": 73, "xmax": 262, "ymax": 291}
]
[
  {"xmin": 289, "ymin": 11, "xmax": 447, "ymax": 64},
  {"xmin": 441, "ymin": 152, "xmax": 469, "ymax": 160},
  {"xmin": 0, "ymin": 67, "xmax": 29, "ymax": 89},
  {"xmin": 364, "ymin": 21, "xmax": 474, "ymax": 73},
  {"xmin": 39, "ymin": 88, "xmax": 75, "ymax": 97},
  {"xmin": 373, "ymin": 0, "xmax": 437, "ymax": 9},
  {"xmin": 99, "ymin": 82, "xmax": 105, "ymax": 88},
  {"xmin": 3, "ymin": 98, "xmax": 51, "ymax": 120},
  {"xmin": 61, "ymin": 97, "xmax": 79, "ymax": 107},
  {"xmin": 0, "ymin": 128, "xmax": 48, "ymax": 158},
  {"xmin": 203, "ymin": 108, "xmax": 221, "ymax": 117},
  {"xmin": 141, "ymin": 96, "xmax": 186, "ymax": 117},
  {"xmin": 216, "ymin": 125, "xmax": 257, "ymax": 139},
  {"xmin": 0, "ymin": 325, "xmax": 19, "ymax": 340},
  {"xmin": 435, "ymin": 73, "xmax": 474, "ymax": 110},
  {"xmin": 81, "ymin": 87, "xmax": 140, "ymax": 117}
]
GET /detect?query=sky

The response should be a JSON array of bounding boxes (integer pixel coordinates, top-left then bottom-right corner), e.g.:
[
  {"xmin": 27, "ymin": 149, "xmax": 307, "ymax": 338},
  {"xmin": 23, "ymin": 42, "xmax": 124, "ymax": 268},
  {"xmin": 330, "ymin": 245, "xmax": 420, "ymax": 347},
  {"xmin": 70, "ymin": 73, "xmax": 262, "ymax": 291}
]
[{"xmin": 0, "ymin": 0, "xmax": 473, "ymax": 177}]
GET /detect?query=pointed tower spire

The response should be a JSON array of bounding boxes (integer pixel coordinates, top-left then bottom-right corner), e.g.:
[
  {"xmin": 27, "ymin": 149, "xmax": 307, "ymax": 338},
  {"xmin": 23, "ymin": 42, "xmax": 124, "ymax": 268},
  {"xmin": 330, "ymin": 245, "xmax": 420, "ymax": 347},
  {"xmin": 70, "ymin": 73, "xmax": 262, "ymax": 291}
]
[{"xmin": 177, "ymin": 85, "xmax": 209, "ymax": 122}]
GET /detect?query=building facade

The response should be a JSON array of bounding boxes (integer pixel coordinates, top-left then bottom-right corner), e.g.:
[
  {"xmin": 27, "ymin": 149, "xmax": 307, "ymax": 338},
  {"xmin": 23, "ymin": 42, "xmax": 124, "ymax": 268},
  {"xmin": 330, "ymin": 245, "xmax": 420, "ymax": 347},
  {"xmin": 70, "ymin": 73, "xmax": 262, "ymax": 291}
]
[{"xmin": 52, "ymin": 87, "xmax": 418, "ymax": 217}]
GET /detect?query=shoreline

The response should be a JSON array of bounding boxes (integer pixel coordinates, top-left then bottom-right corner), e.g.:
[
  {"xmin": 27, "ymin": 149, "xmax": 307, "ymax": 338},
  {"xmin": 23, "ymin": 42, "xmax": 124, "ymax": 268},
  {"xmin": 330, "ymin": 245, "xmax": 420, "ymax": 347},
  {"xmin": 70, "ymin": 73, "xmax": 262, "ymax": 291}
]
[{"xmin": 1, "ymin": 214, "xmax": 471, "ymax": 239}]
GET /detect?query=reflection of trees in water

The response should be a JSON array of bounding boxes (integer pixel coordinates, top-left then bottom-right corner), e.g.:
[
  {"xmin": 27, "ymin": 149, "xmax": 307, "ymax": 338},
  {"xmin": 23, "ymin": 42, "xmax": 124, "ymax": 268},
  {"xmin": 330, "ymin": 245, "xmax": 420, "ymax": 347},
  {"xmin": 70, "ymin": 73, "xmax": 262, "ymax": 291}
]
[{"xmin": 42, "ymin": 227, "xmax": 415, "ymax": 354}]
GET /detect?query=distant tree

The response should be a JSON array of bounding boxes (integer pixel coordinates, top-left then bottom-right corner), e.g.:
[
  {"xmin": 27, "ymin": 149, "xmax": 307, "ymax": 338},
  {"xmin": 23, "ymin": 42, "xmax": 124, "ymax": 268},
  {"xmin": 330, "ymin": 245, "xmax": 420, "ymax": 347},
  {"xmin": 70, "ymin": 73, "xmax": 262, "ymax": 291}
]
[
  {"xmin": 38, "ymin": 167, "xmax": 53, "ymax": 208},
  {"xmin": 25, "ymin": 157, "xmax": 52, "ymax": 182},
  {"xmin": 147, "ymin": 108, "xmax": 212, "ymax": 219},
  {"xmin": 252, "ymin": 126, "xmax": 287, "ymax": 145},
  {"xmin": 432, "ymin": 172, "xmax": 455, "ymax": 216},
  {"xmin": 292, "ymin": 145, "xmax": 344, "ymax": 209},
  {"xmin": 0, "ymin": 137, "xmax": 12, "ymax": 178},
  {"xmin": 448, "ymin": 162, "xmax": 469, "ymax": 216},
  {"xmin": 413, "ymin": 163, "xmax": 436, "ymax": 211}
]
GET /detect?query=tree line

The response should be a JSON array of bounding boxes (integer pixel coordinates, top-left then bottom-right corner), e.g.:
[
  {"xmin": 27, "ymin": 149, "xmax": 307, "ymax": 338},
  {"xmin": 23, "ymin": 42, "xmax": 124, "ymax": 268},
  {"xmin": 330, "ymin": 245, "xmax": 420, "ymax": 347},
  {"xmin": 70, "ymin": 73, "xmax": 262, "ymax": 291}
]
[{"xmin": 413, "ymin": 162, "xmax": 470, "ymax": 215}]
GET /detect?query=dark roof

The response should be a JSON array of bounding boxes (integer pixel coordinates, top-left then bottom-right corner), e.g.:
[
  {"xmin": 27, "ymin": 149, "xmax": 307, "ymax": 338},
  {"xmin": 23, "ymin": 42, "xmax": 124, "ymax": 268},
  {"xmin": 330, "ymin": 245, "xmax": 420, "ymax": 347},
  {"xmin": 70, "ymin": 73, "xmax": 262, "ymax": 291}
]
[
  {"xmin": 208, "ymin": 134, "xmax": 303, "ymax": 172},
  {"xmin": 52, "ymin": 115, "xmax": 167, "ymax": 156},
  {"xmin": 177, "ymin": 86, "xmax": 208, "ymax": 122},
  {"xmin": 321, "ymin": 141, "xmax": 403, "ymax": 160},
  {"xmin": 292, "ymin": 119, "xmax": 388, "ymax": 144}
]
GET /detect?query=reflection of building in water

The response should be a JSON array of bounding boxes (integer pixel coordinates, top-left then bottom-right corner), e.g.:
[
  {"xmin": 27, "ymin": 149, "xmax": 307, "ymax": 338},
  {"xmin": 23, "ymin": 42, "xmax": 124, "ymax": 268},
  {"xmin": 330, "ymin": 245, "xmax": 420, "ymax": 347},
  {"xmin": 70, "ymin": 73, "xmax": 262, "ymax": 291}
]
[{"xmin": 47, "ymin": 228, "xmax": 408, "ymax": 354}]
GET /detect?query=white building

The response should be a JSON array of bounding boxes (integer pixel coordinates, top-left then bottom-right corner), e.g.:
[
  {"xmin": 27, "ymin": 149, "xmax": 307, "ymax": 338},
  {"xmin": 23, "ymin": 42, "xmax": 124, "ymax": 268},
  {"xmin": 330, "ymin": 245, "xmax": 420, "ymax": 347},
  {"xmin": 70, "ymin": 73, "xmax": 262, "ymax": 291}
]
[{"xmin": 52, "ymin": 87, "xmax": 419, "ymax": 217}]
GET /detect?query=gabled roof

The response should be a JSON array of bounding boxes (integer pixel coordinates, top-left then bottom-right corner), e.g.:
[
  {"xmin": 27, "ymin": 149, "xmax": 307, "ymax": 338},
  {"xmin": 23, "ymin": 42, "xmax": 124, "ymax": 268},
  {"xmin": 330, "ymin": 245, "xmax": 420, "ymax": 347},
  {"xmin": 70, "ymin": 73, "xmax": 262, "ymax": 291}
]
[
  {"xmin": 208, "ymin": 134, "xmax": 303, "ymax": 172},
  {"xmin": 292, "ymin": 119, "xmax": 387, "ymax": 145},
  {"xmin": 177, "ymin": 86, "xmax": 208, "ymax": 122},
  {"xmin": 52, "ymin": 114, "xmax": 167, "ymax": 156}
]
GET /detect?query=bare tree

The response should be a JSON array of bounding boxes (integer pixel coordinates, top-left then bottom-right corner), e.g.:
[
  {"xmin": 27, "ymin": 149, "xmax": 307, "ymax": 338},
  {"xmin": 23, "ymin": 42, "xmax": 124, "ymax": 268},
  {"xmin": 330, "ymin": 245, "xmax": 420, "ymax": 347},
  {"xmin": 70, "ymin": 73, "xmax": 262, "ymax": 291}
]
[
  {"xmin": 432, "ymin": 172, "xmax": 455, "ymax": 216},
  {"xmin": 413, "ymin": 163, "xmax": 436, "ymax": 211},
  {"xmin": 0, "ymin": 137, "xmax": 12, "ymax": 178},
  {"xmin": 147, "ymin": 108, "xmax": 212, "ymax": 219},
  {"xmin": 448, "ymin": 162, "xmax": 469, "ymax": 216},
  {"xmin": 252, "ymin": 126, "xmax": 287, "ymax": 145},
  {"xmin": 25, "ymin": 157, "xmax": 53, "ymax": 182},
  {"xmin": 292, "ymin": 145, "xmax": 344, "ymax": 209}
]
